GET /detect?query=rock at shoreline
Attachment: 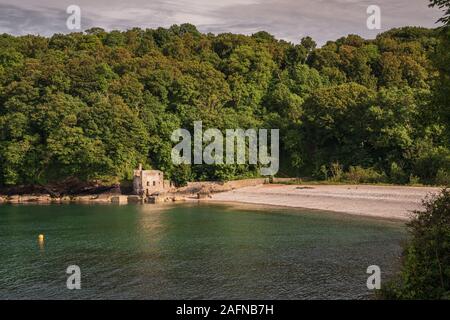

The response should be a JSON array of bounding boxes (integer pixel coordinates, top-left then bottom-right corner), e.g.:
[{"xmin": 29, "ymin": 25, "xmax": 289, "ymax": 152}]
[
  {"xmin": 197, "ymin": 192, "xmax": 212, "ymax": 199},
  {"xmin": 111, "ymin": 195, "xmax": 128, "ymax": 204},
  {"xmin": 127, "ymin": 195, "xmax": 142, "ymax": 203}
]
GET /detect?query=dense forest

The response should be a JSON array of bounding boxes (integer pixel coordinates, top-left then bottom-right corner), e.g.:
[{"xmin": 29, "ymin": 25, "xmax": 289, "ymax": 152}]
[{"xmin": 0, "ymin": 8, "xmax": 449, "ymax": 187}]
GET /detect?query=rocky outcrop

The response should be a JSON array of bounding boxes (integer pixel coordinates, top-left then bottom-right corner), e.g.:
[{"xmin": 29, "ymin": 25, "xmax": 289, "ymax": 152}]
[
  {"xmin": 0, "ymin": 178, "xmax": 268, "ymax": 205},
  {"xmin": 0, "ymin": 194, "xmax": 113, "ymax": 204},
  {"xmin": 176, "ymin": 178, "xmax": 268, "ymax": 196},
  {"xmin": 0, "ymin": 178, "xmax": 121, "ymax": 197},
  {"xmin": 197, "ymin": 192, "xmax": 212, "ymax": 199}
]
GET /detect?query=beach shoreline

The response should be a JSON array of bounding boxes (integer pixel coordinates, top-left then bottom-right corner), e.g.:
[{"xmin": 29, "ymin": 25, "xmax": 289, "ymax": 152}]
[
  {"xmin": 208, "ymin": 184, "xmax": 443, "ymax": 220},
  {"xmin": 1, "ymin": 182, "xmax": 444, "ymax": 221}
]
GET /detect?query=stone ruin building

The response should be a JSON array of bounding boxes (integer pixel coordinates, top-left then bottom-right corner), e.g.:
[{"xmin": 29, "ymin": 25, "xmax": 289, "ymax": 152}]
[{"xmin": 133, "ymin": 164, "xmax": 172, "ymax": 197}]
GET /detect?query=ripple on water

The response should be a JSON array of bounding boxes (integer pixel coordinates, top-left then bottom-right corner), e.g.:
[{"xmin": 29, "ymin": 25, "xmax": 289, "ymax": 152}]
[{"xmin": 0, "ymin": 203, "xmax": 405, "ymax": 299}]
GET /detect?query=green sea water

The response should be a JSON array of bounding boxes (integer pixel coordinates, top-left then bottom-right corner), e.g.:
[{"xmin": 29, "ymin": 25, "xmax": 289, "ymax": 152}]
[{"xmin": 0, "ymin": 202, "xmax": 406, "ymax": 299}]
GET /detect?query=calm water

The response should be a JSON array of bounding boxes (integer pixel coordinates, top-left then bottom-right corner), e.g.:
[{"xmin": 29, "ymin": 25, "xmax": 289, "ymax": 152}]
[{"xmin": 0, "ymin": 202, "xmax": 406, "ymax": 299}]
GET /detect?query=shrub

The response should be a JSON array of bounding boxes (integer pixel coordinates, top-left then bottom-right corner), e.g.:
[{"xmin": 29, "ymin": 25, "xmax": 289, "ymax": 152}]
[
  {"xmin": 408, "ymin": 174, "xmax": 421, "ymax": 186},
  {"xmin": 389, "ymin": 162, "xmax": 408, "ymax": 184},
  {"xmin": 314, "ymin": 164, "xmax": 329, "ymax": 181},
  {"xmin": 170, "ymin": 164, "xmax": 192, "ymax": 187},
  {"xmin": 436, "ymin": 168, "xmax": 450, "ymax": 186},
  {"xmin": 379, "ymin": 188, "xmax": 450, "ymax": 299},
  {"xmin": 344, "ymin": 166, "xmax": 387, "ymax": 184},
  {"xmin": 413, "ymin": 147, "xmax": 450, "ymax": 185},
  {"xmin": 329, "ymin": 162, "xmax": 343, "ymax": 182}
]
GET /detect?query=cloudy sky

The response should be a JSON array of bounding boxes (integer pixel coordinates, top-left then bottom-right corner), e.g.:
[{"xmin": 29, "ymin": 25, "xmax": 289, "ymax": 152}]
[{"xmin": 0, "ymin": 0, "xmax": 443, "ymax": 44}]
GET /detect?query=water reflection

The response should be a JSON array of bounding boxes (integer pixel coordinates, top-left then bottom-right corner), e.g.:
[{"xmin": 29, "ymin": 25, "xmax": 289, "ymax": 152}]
[{"xmin": 0, "ymin": 203, "xmax": 405, "ymax": 299}]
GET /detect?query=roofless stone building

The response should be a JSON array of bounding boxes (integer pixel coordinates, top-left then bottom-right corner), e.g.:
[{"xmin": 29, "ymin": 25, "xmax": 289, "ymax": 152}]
[{"xmin": 133, "ymin": 164, "xmax": 171, "ymax": 196}]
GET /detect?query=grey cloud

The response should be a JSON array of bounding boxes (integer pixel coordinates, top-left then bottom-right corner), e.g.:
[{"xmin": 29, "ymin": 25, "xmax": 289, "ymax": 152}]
[
  {"xmin": 201, "ymin": 0, "xmax": 442, "ymax": 43},
  {"xmin": 0, "ymin": 3, "xmax": 97, "ymax": 36},
  {"xmin": 0, "ymin": 4, "xmax": 64, "ymax": 35},
  {"xmin": 0, "ymin": 0, "xmax": 443, "ymax": 45}
]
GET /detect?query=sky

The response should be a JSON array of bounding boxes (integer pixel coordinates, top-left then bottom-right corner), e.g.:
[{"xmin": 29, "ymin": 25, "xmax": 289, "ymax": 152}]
[{"xmin": 0, "ymin": 0, "xmax": 444, "ymax": 45}]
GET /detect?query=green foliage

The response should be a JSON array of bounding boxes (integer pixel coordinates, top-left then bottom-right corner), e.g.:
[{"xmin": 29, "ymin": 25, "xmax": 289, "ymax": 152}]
[
  {"xmin": 431, "ymin": 25, "xmax": 450, "ymax": 143},
  {"xmin": 390, "ymin": 162, "xmax": 408, "ymax": 184},
  {"xmin": 380, "ymin": 189, "xmax": 450, "ymax": 299},
  {"xmin": 314, "ymin": 163, "xmax": 387, "ymax": 184},
  {"xmin": 344, "ymin": 166, "xmax": 387, "ymax": 184},
  {"xmin": 429, "ymin": 0, "xmax": 450, "ymax": 25},
  {"xmin": 329, "ymin": 162, "xmax": 344, "ymax": 182},
  {"xmin": 436, "ymin": 169, "xmax": 450, "ymax": 186},
  {"xmin": 0, "ymin": 24, "xmax": 448, "ymax": 187}
]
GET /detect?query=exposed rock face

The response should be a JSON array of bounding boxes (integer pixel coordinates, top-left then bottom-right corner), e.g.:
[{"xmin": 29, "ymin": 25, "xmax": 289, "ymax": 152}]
[
  {"xmin": 0, "ymin": 178, "xmax": 121, "ymax": 197},
  {"xmin": 20, "ymin": 195, "xmax": 52, "ymax": 203},
  {"xmin": 7, "ymin": 195, "xmax": 21, "ymax": 203},
  {"xmin": 197, "ymin": 192, "xmax": 212, "ymax": 199},
  {"xmin": 0, "ymin": 194, "xmax": 113, "ymax": 204},
  {"xmin": 176, "ymin": 178, "xmax": 268, "ymax": 195},
  {"xmin": 147, "ymin": 195, "xmax": 165, "ymax": 204},
  {"xmin": 127, "ymin": 196, "xmax": 142, "ymax": 204},
  {"xmin": 0, "ymin": 178, "xmax": 266, "ymax": 205},
  {"xmin": 111, "ymin": 195, "xmax": 128, "ymax": 204}
]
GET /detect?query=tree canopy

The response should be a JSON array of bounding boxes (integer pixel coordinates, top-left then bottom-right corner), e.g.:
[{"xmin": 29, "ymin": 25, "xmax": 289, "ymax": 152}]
[{"xmin": 0, "ymin": 22, "xmax": 448, "ymax": 187}]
